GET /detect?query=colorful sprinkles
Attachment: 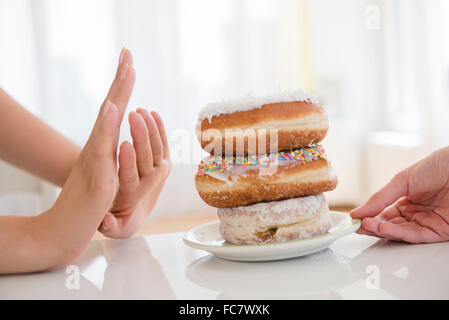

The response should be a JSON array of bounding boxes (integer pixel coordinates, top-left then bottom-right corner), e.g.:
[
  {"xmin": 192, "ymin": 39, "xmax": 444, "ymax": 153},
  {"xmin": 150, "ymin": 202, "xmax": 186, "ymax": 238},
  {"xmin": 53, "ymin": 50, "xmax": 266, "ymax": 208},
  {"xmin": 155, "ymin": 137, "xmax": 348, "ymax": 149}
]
[{"xmin": 197, "ymin": 144, "xmax": 326, "ymax": 175}]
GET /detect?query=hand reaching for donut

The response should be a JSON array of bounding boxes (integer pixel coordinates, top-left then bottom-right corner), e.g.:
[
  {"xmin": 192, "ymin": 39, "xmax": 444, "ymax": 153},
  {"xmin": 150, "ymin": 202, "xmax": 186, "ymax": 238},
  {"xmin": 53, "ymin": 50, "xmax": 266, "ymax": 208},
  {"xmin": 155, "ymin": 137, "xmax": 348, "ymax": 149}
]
[{"xmin": 351, "ymin": 146, "xmax": 449, "ymax": 243}]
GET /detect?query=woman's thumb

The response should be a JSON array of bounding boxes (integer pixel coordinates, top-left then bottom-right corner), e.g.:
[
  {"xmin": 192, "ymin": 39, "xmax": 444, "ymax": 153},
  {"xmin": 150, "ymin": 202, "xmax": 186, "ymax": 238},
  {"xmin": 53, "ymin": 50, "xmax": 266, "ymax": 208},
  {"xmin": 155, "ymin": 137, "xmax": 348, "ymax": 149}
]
[{"xmin": 91, "ymin": 100, "xmax": 119, "ymax": 158}]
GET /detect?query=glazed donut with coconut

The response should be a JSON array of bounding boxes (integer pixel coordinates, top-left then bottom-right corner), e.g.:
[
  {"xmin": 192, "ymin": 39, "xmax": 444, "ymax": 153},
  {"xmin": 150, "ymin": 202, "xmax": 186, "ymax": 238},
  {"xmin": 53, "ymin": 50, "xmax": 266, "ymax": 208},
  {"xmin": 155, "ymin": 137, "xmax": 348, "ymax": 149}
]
[
  {"xmin": 197, "ymin": 90, "xmax": 328, "ymax": 155},
  {"xmin": 195, "ymin": 144, "xmax": 337, "ymax": 208},
  {"xmin": 218, "ymin": 194, "xmax": 332, "ymax": 245}
]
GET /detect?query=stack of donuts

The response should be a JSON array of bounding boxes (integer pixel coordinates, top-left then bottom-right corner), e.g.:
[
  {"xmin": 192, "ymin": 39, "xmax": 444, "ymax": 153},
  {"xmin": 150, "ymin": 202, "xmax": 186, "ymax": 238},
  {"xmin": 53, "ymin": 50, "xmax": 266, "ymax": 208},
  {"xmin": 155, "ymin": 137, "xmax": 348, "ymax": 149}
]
[{"xmin": 195, "ymin": 90, "xmax": 338, "ymax": 245}]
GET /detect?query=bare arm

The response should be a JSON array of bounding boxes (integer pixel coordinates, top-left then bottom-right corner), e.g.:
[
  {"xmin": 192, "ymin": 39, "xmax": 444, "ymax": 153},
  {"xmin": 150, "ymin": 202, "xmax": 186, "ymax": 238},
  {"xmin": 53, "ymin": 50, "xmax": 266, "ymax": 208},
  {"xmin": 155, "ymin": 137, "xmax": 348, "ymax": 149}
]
[
  {"xmin": 0, "ymin": 213, "xmax": 67, "ymax": 273},
  {"xmin": 0, "ymin": 89, "xmax": 81, "ymax": 186},
  {"xmin": 0, "ymin": 49, "xmax": 136, "ymax": 274},
  {"xmin": 0, "ymin": 49, "xmax": 172, "ymax": 273}
]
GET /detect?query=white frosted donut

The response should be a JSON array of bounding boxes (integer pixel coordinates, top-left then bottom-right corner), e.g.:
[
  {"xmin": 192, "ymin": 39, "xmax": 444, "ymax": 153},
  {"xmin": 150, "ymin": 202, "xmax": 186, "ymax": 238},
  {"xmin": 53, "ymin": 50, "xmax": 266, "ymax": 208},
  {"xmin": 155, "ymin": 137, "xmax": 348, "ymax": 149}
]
[
  {"xmin": 218, "ymin": 194, "xmax": 332, "ymax": 245},
  {"xmin": 196, "ymin": 90, "xmax": 328, "ymax": 155}
]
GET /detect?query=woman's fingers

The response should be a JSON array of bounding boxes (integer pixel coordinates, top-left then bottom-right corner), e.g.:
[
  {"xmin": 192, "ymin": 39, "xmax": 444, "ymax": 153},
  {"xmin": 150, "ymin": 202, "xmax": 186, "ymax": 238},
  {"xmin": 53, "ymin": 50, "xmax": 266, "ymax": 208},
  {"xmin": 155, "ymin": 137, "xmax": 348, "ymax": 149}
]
[
  {"xmin": 100, "ymin": 213, "xmax": 120, "ymax": 237},
  {"xmin": 117, "ymin": 109, "xmax": 168, "ymax": 194},
  {"xmin": 137, "ymin": 108, "xmax": 164, "ymax": 166},
  {"xmin": 389, "ymin": 216, "xmax": 409, "ymax": 224},
  {"xmin": 118, "ymin": 141, "xmax": 140, "ymax": 193},
  {"xmin": 395, "ymin": 200, "xmax": 449, "ymax": 238},
  {"xmin": 89, "ymin": 49, "xmax": 135, "ymax": 151},
  {"xmin": 151, "ymin": 111, "xmax": 170, "ymax": 159},
  {"xmin": 376, "ymin": 202, "xmax": 403, "ymax": 221},
  {"xmin": 356, "ymin": 227, "xmax": 379, "ymax": 237},
  {"xmin": 400, "ymin": 208, "xmax": 449, "ymax": 239},
  {"xmin": 119, "ymin": 47, "xmax": 134, "ymax": 66},
  {"xmin": 105, "ymin": 48, "xmax": 136, "ymax": 123},
  {"xmin": 93, "ymin": 100, "xmax": 118, "ymax": 159},
  {"xmin": 378, "ymin": 221, "xmax": 440, "ymax": 243},
  {"xmin": 358, "ymin": 196, "xmax": 449, "ymax": 243},
  {"xmin": 129, "ymin": 112, "xmax": 153, "ymax": 177},
  {"xmin": 99, "ymin": 210, "xmax": 143, "ymax": 239},
  {"xmin": 351, "ymin": 170, "xmax": 409, "ymax": 219},
  {"xmin": 361, "ymin": 216, "xmax": 442, "ymax": 243},
  {"xmin": 361, "ymin": 218, "xmax": 402, "ymax": 241}
]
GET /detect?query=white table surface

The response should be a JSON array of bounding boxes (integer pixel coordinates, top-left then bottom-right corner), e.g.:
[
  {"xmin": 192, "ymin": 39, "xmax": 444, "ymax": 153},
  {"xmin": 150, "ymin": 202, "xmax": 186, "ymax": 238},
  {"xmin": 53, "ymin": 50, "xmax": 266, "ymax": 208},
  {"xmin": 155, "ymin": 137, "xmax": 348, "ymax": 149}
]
[{"xmin": 0, "ymin": 231, "xmax": 448, "ymax": 299}]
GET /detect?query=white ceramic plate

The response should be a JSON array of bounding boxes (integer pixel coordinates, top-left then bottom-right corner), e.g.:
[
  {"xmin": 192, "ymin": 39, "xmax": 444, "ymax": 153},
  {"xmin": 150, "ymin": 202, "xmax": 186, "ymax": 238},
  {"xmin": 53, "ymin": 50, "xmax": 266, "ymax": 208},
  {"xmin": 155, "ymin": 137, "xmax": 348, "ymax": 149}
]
[{"xmin": 183, "ymin": 211, "xmax": 361, "ymax": 262}]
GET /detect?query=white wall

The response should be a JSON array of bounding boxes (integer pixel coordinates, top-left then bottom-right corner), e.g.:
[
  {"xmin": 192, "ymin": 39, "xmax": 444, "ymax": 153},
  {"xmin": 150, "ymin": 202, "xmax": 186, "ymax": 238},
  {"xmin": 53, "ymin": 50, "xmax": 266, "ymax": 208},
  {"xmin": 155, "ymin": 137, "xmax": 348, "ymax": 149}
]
[{"xmin": 304, "ymin": 0, "xmax": 385, "ymax": 206}]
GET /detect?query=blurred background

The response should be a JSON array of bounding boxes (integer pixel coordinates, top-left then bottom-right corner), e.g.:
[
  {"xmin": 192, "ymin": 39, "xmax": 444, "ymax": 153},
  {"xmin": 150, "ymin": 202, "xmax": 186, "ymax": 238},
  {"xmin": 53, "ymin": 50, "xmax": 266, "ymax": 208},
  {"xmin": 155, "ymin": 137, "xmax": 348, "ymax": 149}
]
[{"xmin": 1, "ymin": 0, "xmax": 449, "ymax": 229}]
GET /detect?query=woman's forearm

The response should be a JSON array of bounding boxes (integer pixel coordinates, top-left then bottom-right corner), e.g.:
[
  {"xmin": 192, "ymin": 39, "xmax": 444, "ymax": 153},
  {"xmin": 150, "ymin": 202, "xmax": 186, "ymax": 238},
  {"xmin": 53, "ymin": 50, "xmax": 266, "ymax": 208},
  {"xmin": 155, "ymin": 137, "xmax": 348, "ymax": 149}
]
[
  {"xmin": 0, "ymin": 89, "xmax": 81, "ymax": 186},
  {"xmin": 0, "ymin": 213, "xmax": 68, "ymax": 274}
]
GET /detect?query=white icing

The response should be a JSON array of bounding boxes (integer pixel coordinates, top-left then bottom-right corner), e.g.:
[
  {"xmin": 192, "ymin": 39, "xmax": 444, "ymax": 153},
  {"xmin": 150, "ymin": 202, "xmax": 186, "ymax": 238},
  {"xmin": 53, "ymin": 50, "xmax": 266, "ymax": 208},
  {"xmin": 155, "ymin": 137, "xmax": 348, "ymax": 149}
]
[
  {"xmin": 205, "ymin": 171, "xmax": 234, "ymax": 185},
  {"xmin": 198, "ymin": 89, "xmax": 318, "ymax": 121}
]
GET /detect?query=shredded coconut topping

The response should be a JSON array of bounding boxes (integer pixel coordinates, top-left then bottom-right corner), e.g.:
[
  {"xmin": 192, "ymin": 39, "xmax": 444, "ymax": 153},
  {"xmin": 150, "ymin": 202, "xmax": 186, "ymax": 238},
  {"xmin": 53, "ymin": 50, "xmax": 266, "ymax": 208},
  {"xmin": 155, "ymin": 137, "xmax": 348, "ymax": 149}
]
[{"xmin": 198, "ymin": 89, "xmax": 319, "ymax": 121}]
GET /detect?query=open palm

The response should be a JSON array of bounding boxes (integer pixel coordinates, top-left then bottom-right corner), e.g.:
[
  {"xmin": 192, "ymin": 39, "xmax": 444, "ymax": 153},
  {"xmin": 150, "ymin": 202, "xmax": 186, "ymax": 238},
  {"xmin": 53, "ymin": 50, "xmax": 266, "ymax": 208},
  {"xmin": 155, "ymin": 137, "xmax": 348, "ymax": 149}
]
[
  {"xmin": 100, "ymin": 108, "xmax": 171, "ymax": 239},
  {"xmin": 96, "ymin": 49, "xmax": 171, "ymax": 239}
]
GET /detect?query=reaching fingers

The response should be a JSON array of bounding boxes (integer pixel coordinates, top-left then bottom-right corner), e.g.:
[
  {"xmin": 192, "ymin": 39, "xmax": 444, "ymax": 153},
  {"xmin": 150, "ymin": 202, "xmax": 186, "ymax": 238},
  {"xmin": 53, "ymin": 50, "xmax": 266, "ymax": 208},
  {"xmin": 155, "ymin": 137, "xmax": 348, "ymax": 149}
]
[
  {"xmin": 361, "ymin": 218, "xmax": 402, "ymax": 241},
  {"xmin": 118, "ymin": 141, "xmax": 140, "ymax": 194},
  {"xmin": 389, "ymin": 216, "xmax": 409, "ymax": 224},
  {"xmin": 356, "ymin": 203, "xmax": 405, "ymax": 237},
  {"xmin": 356, "ymin": 227, "xmax": 378, "ymax": 237},
  {"xmin": 377, "ymin": 220, "xmax": 441, "ymax": 243},
  {"xmin": 361, "ymin": 216, "xmax": 443, "ymax": 243},
  {"xmin": 137, "ymin": 108, "xmax": 164, "ymax": 166},
  {"xmin": 351, "ymin": 170, "xmax": 409, "ymax": 219},
  {"xmin": 412, "ymin": 212, "xmax": 449, "ymax": 238},
  {"xmin": 150, "ymin": 111, "xmax": 170, "ymax": 159},
  {"xmin": 93, "ymin": 100, "xmax": 118, "ymax": 158},
  {"xmin": 129, "ymin": 111, "xmax": 153, "ymax": 177},
  {"xmin": 375, "ymin": 202, "xmax": 403, "ymax": 221},
  {"xmin": 397, "ymin": 201, "xmax": 434, "ymax": 222},
  {"xmin": 398, "ymin": 204, "xmax": 449, "ymax": 239}
]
